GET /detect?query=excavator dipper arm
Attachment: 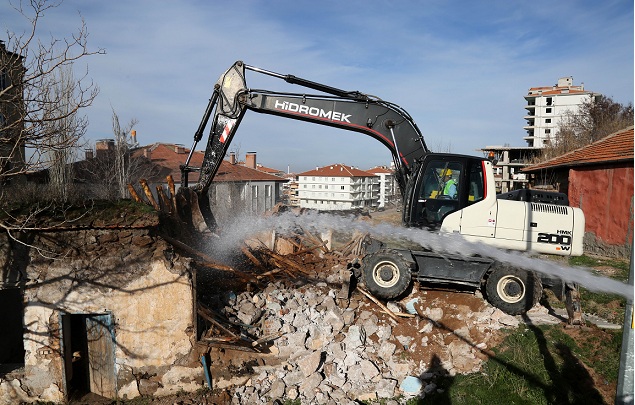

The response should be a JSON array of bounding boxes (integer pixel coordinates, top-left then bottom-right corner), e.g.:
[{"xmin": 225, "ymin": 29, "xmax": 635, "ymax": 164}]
[
  {"xmin": 181, "ymin": 61, "xmax": 429, "ymax": 202},
  {"xmin": 179, "ymin": 61, "xmax": 430, "ymax": 231}
]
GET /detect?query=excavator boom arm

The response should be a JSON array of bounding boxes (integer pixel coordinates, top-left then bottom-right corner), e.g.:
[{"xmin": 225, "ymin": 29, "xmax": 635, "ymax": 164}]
[{"xmin": 182, "ymin": 61, "xmax": 429, "ymax": 195}]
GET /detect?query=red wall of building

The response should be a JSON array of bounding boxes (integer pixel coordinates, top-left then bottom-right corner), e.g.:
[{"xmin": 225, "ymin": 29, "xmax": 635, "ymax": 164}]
[{"xmin": 568, "ymin": 164, "xmax": 634, "ymax": 246}]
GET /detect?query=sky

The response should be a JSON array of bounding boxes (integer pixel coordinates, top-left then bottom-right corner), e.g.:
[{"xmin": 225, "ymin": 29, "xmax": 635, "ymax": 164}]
[{"xmin": 2, "ymin": 0, "xmax": 633, "ymax": 173}]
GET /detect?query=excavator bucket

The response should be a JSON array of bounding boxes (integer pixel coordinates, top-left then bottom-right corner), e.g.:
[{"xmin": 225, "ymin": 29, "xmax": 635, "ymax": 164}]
[{"xmin": 175, "ymin": 187, "xmax": 217, "ymax": 235}]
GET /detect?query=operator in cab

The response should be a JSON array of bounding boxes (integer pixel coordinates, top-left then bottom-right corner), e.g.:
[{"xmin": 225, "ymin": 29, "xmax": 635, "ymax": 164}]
[{"xmin": 441, "ymin": 169, "xmax": 457, "ymax": 199}]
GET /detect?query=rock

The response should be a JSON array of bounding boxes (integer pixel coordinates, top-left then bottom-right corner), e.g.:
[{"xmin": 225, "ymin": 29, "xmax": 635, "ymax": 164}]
[
  {"xmin": 386, "ymin": 302, "xmax": 402, "ymax": 313},
  {"xmin": 425, "ymin": 307, "xmax": 444, "ymax": 321},
  {"xmin": 342, "ymin": 309, "xmax": 355, "ymax": 325},
  {"xmin": 138, "ymin": 378, "xmax": 159, "ymax": 396},
  {"xmin": 396, "ymin": 334, "xmax": 413, "ymax": 348},
  {"xmin": 292, "ymin": 312, "xmax": 311, "ymax": 329},
  {"xmin": 419, "ymin": 321, "xmax": 434, "ymax": 333},
  {"xmin": 283, "ymin": 370, "xmax": 305, "ymax": 386},
  {"xmin": 357, "ymin": 391, "xmax": 377, "ymax": 401},
  {"xmin": 375, "ymin": 325, "xmax": 392, "ymax": 341},
  {"xmin": 298, "ymin": 372, "xmax": 323, "ymax": 398},
  {"xmin": 378, "ymin": 341, "xmax": 396, "ymax": 361},
  {"xmin": 297, "ymin": 350, "xmax": 323, "ymax": 377},
  {"xmin": 323, "ymin": 310, "xmax": 345, "ymax": 334},
  {"xmin": 360, "ymin": 359, "xmax": 380, "ymax": 379},
  {"xmin": 285, "ymin": 329, "xmax": 307, "ymax": 349},
  {"xmin": 268, "ymin": 379, "xmax": 285, "ymax": 399},
  {"xmin": 344, "ymin": 325, "xmax": 366, "ymax": 349},
  {"xmin": 237, "ymin": 301, "xmax": 261, "ymax": 325},
  {"xmin": 343, "ymin": 351, "xmax": 361, "ymax": 368},
  {"xmin": 285, "ymin": 386, "xmax": 299, "ymax": 400},
  {"xmin": 375, "ymin": 378, "xmax": 398, "ymax": 398}
]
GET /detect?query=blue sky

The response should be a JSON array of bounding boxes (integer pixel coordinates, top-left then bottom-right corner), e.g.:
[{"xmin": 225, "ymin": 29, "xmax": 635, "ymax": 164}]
[{"xmin": 3, "ymin": 0, "xmax": 633, "ymax": 173}]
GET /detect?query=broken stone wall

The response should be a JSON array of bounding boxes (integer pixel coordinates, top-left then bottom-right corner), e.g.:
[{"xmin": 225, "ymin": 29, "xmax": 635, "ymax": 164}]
[{"xmin": 0, "ymin": 219, "xmax": 201, "ymax": 403}]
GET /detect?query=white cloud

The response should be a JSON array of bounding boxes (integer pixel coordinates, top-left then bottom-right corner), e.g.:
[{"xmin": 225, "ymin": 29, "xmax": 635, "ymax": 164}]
[{"xmin": 1, "ymin": 0, "xmax": 632, "ymax": 172}]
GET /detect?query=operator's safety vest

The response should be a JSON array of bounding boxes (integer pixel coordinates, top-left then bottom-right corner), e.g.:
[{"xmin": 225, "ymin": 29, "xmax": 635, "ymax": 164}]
[{"xmin": 443, "ymin": 179, "xmax": 457, "ymax": 196}]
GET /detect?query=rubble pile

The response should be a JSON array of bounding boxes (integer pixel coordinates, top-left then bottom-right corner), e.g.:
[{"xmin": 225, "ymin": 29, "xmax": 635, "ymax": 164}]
[{"xmin": 204, "ymin": 272, "xmax": 522, "ymax": 404}]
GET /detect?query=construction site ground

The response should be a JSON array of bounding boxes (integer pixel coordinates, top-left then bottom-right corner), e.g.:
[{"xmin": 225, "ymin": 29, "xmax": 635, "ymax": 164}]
[{"xmin": 67, "ymin": 206, "xmax": 626, "ymax": 405}]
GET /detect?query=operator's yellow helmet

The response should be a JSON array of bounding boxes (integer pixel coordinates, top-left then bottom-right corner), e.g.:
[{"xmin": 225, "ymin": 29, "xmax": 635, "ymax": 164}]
[{"xmin": 441, "ymin": 169, "xmax": 453, "ymax": 177}]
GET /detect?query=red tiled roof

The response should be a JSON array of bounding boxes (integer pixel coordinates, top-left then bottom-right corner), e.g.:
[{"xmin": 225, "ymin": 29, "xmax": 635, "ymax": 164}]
[
  {"xmin": 298, "ymin": 163, "xmax": 376, "ymax": 177},
  {"xmin": 367, "ymin": 166, "xmax": 393, "ymax": 174},
  {"xmin": 131, "ymin": 143, "xmax": 285, "ymax": 183},
  {"xmin": 526, "ymin": 88, "xmax": 588, "ymax": 96},
  {"xmin": 131, "ymin": 143, "xmax": 203, "ymax": 183},
  {"xmin": 214, "ymin": 160, "xmax": 288, "ymax": 182},
  {"xmin": 256, "ymin": 164, "xmax": 285, "ymax": 175},
  {"xmin": 522, "ymin": 126, "xmax": 634, "ymax": 172}
]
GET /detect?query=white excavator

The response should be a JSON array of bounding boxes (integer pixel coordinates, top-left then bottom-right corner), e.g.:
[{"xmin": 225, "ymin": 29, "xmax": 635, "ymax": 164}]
[{"xmin": 178, "ymin": 61, "xmax": 584, "ymax": 322}]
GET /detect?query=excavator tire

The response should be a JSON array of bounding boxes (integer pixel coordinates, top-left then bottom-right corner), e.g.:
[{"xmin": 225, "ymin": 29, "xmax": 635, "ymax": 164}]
[
  {"xmin": 484, "ymin": 266, "xmax": 543, "ymax": 315},
  {"xmin": 362, "ymin": 249, "xmax": 414, "ymax": 300}
]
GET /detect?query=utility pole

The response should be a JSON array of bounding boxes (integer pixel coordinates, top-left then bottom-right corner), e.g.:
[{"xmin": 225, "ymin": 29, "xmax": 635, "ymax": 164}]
[{"xmin": 616, "ymin": 246, "xmax": 634, "ymax": 405}]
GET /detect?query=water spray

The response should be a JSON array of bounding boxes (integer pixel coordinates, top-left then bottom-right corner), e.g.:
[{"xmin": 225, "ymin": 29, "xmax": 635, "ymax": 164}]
[{"xmin": 212, "ymin": 211, "xmax": 633, "ymax": 301}]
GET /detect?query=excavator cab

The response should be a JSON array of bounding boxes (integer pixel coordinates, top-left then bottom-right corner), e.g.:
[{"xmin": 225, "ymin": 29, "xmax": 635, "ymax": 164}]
[{"xmin": 405, "ymin": 155, "xmax": 486, "ymax": 229}]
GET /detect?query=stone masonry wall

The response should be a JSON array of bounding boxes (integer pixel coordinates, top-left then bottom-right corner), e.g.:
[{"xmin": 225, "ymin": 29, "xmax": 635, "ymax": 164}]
[{"xmin": 0, "ymin": 220, "xmax": 201, "ymax": 403}]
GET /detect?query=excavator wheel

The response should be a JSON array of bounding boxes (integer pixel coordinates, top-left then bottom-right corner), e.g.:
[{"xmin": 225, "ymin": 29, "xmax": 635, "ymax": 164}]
[
  {"xmin": 362, "ymin": 249, "xmax": 415, "ymax": 300},
  {"xmin": 484, "ymin": 266, "xmax": 543, "ymax": 315}
]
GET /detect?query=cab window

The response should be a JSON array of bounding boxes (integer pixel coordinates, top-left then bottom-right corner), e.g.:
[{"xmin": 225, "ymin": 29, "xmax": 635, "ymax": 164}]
[
  {"xmin": 417, "ymin": 161, "xmax": 463, "ymax": 227},
  {"xmin": 468, "ymin": 162, "xmax": 485, "ymax": 204}
]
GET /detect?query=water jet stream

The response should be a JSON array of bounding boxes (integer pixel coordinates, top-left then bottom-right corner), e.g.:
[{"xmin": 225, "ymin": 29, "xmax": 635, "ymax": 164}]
[{"xmin": 212, "ymin": 211, "xmax": 633, "ymax": 301}]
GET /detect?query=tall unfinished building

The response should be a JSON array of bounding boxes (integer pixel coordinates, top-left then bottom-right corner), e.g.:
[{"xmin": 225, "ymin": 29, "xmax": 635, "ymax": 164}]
[{"xmin": 523, "ymin": 77, "xmax": 601, "ymax": 148}]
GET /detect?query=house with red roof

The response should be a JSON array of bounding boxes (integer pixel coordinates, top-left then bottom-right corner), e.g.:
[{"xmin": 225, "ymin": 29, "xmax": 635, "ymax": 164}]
[
  {"xmin": 130, "ymin": 144, "xmax": 287, "ymax": 225},
  {"xmin": 522, "ymin": 126, "xmax": 634, "ymax": 258},
  {"xmin": 297, "ymin": 164, "xmax": 379, "ymax": 211}
]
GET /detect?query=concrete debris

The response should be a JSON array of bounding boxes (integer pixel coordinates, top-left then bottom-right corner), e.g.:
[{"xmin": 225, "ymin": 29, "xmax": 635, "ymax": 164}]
[{"xmin": 204, "ymin": 275, "xmax": 539, "ymax": 404}]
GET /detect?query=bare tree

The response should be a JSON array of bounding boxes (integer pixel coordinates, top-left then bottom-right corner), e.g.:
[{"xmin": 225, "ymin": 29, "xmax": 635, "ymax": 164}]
[
  {"xmin": 539, "ymin": 96, "xmax": 634, "ymax": 161},
  {"xmin": 46, "ymin": 63, "xmax": 81, "ymax": 201},
  {"xmin": 0, "ymin": 0, "xmax": 103, "ymax": 193},
  {"xmin": 112, "ymin": 109, "xmax": 138, "ymax": 199}
]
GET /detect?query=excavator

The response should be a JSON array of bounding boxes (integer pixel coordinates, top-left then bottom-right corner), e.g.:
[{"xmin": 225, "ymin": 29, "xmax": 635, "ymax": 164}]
[{"xmin": 179, "ymin": 61, "xmax": 583, "ymax": 323}]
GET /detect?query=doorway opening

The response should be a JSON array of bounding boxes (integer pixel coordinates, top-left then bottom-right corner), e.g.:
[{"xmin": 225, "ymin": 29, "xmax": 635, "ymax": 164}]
[
  {"xmin": 61, "ymin": 313, "xmax": 116, "ymax": 399},
  {"xmin": 0, "ymin": 288, "xmax": 25, "ymax": 374}
]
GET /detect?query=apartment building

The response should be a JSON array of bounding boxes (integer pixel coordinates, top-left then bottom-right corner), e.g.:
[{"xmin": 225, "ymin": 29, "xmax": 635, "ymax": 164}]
[
  {"xmin": 367, "ymin": 165, "xmax": 398, "ymax": 207},
  {"xmin": 297, "ymin": 164, "xmax": 378, "ymax": 211},
  {"xmin": 523, "ymin": 77, "xmax": 601, "ymax": 147}
]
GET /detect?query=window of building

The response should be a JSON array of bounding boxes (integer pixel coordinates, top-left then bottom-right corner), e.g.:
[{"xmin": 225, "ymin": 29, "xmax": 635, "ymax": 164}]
[
  {"xmin": 546, "ymin": 97, "xmax": 552, "ymax": 106},
  {"xmin": 251, "ymin": 186, "xmax": 258, "ymax": 198},
  {"xmin": 0, "ymin": 69, "xmax": 9, "ymax": 90},
  {"xmin": 546, "ymin": 108, "xmax": 552, "ymax": 113},
  {"xmin": 265, "ymin": 185, "xmax": 271, "ymax": 197},
  {"xmin": 545, "ymin": 129, "xmax": 551, "ymax": 134},
  {"xmin": 341, "ymin": 186, "xmax": 345, "ymax": 190},
  {"xmin": 545, "ymin": 118, "xmax": 551, "ymax": 123}
]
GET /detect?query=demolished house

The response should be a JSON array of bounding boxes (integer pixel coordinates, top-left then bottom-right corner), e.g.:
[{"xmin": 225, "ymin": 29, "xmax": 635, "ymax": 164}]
[{"xmin": 0, "ymin": 204, "xmax": 201, "ymax": 403}]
